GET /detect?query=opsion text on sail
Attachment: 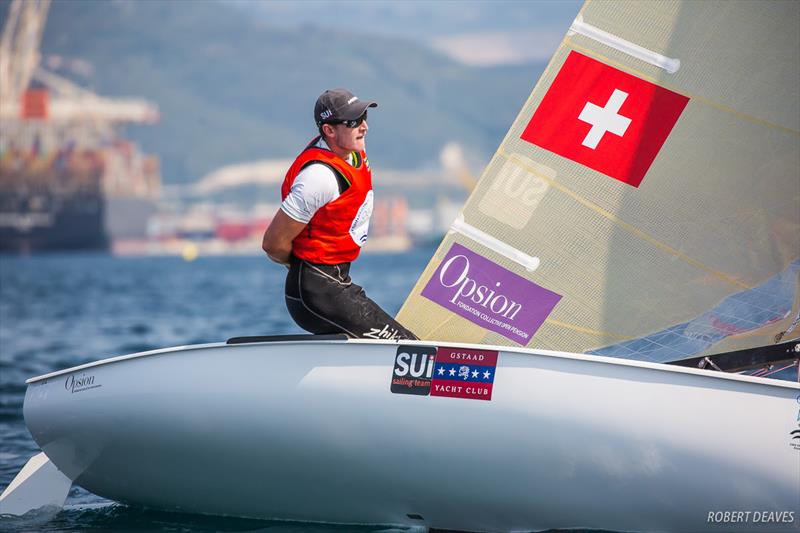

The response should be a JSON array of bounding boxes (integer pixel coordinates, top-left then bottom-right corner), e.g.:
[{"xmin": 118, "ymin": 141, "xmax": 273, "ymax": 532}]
[{"xmin": 439, "ymin": 254, "xmax": 523, "ymax": 320}]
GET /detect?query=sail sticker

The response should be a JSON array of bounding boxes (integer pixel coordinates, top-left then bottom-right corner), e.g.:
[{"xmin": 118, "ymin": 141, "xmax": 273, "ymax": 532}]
[
  {"xmin": 478, "ymin": 157, "xmax": 553, "ymax": 231},
  {"xmin": 390, "ymin": 345, "xmax": 499, "ymax": 401},
  {"xmin": 391, "ymin": 345, "xmax": 436, "ymax": 395},
  {"xmin": 421, "ymin": 243, "xmax": 562, "ymax": 344},
  {"xmin": 431, "ymin": 347, "xmax": 498, "ymax": 401},
  {"xmin": 520, "ymin": 51, "xmax": 689, "ymax": 188}
]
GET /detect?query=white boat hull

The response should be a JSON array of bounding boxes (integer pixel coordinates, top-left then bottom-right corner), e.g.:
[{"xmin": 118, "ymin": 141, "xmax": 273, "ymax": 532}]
[{"xmin": 23, "ymin": 338, "xmax": 800, "ymax": 531}]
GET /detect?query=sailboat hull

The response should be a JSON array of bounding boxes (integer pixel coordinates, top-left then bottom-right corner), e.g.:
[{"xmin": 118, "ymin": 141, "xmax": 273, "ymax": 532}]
[{"xmin": 23, "ymin": 339, "xmax": 800, "ymax": 532}]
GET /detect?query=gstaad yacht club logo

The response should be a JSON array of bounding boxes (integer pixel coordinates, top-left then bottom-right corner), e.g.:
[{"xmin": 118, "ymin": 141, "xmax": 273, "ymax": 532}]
[
  {"xmin": 421, "ymin": 243, "xmax": 561, "ymax": 344},
  {"xmin": 430, "ymin": 346, "xmax": 498, "ymax": 401},
  {"xmin": 520, "ymin": 50, "xmax": 689, "ymax": 187},
  {"xmin": 391, "ymin": 345, "xmax": 499, "ymax": 401},
  {"xmin": 64, "ymin": 373, "xmax": 101, "ymax": 394}
]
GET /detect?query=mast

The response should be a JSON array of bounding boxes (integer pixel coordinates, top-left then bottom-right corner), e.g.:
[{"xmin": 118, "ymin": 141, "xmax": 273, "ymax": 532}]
[{"xmin": 0, "ymin": 0, "xmax": 50, "ymax": 110}]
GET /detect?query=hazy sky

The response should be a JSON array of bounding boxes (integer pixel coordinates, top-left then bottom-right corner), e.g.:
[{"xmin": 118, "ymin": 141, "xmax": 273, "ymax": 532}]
[{"xmin": 229, "ymin": 0, "xmax": 583, "ymax": 66}]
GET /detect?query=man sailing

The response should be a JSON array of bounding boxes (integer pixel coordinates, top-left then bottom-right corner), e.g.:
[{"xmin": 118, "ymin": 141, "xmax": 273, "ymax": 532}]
[{"xmin": 262, "ymin": 88, "xmax": 418, "ymax": 340}]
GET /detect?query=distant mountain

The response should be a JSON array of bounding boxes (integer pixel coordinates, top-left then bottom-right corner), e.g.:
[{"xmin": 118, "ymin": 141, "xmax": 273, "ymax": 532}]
[
  {"xmin": 229, "ymin": 0, "xmax": 582, "ymax": 66},
  {"xmin": 228, "ymin": 0, "xmax": 581, "ymax": 42},
  {"xmin": 6, "ymin": 0, "xmax": 550, "ymax": 183}
]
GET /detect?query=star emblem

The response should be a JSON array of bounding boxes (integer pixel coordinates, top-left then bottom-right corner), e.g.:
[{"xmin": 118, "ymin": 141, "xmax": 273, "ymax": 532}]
[
  {"xmin": 471, "ymin": 370, "xmax": 479, "ymax": 378},
  {"xmin": 483, "ymin": 370, "xmax": 491, "ymax": 379},
  {"xmin": 448, "ymin": 368, "xmax": 456, "ymax": 376},
  {"xmin": 437, "ymin": 367, "xmax": 445, "ymax": 376}
]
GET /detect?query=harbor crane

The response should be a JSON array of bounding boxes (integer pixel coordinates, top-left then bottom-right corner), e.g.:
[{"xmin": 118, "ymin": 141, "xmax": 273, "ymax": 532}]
[{"xmin": 0, "ymin": 0, "xmax": 158, "ymax": 130}]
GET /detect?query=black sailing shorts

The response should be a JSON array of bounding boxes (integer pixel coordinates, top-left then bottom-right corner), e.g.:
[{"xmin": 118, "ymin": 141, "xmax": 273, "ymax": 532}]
[{"xmin": 285, "ymin": 255, "xmax": 418, "ymax": 340}]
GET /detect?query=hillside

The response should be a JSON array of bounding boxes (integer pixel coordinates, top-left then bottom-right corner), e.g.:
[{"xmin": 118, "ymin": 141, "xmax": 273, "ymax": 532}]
[{"xmin": 4, "ymin": 0, "xmax": 547, "ymax": 183}]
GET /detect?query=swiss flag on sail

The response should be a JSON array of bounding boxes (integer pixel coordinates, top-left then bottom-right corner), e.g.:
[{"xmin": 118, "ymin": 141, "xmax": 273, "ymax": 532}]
[{"xmin": 521, "ymin": 51, "xmax": 689, "ymax": 187}]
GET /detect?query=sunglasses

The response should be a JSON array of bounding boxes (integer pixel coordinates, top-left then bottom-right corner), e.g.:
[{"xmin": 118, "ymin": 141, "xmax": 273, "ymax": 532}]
[{"xmin": 329, "ymin": 111, "xmax": 367, "ymax": 128}]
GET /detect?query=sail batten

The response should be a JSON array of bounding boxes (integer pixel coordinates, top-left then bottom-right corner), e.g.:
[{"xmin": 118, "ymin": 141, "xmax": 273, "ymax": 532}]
[
  {"xmin": 569, "ymin": 15, "xmax": 681, "ymax": 74},
  {"xmin": 398, "ymin": 0, "xmax": 799, "ymax": 364}
]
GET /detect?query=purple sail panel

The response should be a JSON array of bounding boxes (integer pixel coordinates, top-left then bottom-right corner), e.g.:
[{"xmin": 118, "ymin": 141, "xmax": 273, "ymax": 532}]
[{"xmin": 421, "ymin": 243, "xmax": 561, "ymax": 344}]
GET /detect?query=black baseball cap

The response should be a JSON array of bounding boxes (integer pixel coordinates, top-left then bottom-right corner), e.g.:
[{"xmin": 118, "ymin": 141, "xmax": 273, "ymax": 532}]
[{"xmin": 314, "ymin": 88, "xmax": 377, "ymax": 126}]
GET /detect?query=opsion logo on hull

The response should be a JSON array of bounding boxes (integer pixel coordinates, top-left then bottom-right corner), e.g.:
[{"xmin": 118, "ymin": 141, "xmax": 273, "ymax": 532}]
[
  {"xmin": 65, "ymin": 373, "xmax": 102, "ymax": 394},
  {"xmin": 421, "ymin": 243, "xmax": 561, "ymax": 344}
]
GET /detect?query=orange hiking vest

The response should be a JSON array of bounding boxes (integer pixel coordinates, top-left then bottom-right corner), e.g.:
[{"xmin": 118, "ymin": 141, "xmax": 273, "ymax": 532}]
[{"xmin": 281, "ymin": 137, "xmax": 373, "ymax": 264}]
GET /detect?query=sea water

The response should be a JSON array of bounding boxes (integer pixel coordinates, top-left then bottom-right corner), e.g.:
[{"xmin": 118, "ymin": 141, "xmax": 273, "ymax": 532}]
[{"xmin": 0, "ymin": 250, "xmax": 433, "ymax": 533}]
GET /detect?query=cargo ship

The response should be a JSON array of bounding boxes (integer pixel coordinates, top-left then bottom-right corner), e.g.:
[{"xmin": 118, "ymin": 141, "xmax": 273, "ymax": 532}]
[
  {"xmin": 0, "ymin": 142, "xmax": 107, "ymax": 252},
  {"xmin": 0, "ymin": 91, "xmax": 160, "ymax": 253}
]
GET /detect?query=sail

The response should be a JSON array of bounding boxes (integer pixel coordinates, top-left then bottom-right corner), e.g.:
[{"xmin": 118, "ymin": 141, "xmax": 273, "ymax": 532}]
[{"xmin": 397, "ymin": 0, "xmax": 800, "ymax": 363}]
